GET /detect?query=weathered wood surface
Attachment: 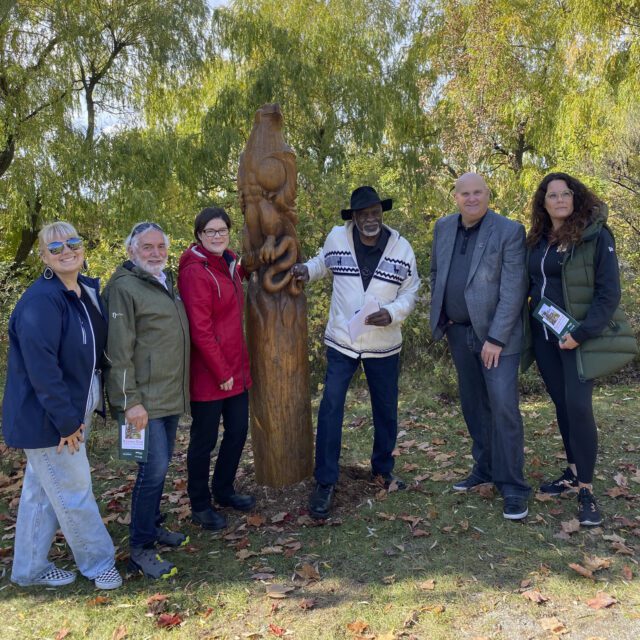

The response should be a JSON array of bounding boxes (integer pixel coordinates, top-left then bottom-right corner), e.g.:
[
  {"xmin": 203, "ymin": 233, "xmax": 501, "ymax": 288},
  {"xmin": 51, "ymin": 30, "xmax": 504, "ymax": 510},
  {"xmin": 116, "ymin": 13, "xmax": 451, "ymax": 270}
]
[{"xmin": 238, "ymin": 103, "xmax": 313, "ymax": 487}]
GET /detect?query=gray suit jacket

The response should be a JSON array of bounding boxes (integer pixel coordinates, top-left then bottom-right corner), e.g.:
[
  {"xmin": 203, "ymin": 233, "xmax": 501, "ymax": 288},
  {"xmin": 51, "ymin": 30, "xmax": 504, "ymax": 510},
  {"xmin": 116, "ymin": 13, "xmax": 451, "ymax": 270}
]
[{"xmin": 429, "ymin": 210, "xmax": 526, "ymax": 355}]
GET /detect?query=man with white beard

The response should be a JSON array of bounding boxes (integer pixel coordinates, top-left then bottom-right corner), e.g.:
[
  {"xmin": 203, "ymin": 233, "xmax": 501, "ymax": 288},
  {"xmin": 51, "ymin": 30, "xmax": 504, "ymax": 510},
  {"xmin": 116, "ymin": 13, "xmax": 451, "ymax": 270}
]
[{"xmin": 104, "ymin": 222, "xmax": 190, "ymax": 579}]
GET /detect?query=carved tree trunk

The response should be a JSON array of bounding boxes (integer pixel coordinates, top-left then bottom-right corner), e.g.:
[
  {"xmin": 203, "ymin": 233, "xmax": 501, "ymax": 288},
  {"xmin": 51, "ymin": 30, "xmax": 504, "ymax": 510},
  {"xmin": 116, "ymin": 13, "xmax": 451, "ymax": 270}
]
[{"xmin": 239, "ymin": 103, "xmax": 313, "ymax": 487}]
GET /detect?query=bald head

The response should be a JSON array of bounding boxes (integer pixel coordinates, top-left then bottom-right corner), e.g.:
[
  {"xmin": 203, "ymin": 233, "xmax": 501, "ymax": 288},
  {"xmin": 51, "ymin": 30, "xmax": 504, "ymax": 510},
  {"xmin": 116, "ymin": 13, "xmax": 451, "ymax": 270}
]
[{"xmin": 454, "ymin": 173, "xmax": 490, "ymax": 227}]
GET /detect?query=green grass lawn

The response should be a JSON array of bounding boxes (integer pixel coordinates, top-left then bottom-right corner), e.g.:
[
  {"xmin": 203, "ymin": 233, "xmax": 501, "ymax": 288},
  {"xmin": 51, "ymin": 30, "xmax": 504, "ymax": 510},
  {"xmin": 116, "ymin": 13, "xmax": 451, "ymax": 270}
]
[{"xmin": 0, "ymin": 372, "xmax": 639, "ymax": 640}]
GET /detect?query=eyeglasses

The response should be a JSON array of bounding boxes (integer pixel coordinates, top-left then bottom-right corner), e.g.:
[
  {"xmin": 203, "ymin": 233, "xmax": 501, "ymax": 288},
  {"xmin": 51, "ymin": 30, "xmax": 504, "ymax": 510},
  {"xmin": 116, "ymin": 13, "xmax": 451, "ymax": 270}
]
[
  {"xmin": 130, "ymin": 222, "xmax": 163, "ymax": 238},
  {"xmin": 545, "ymin": 190, "xmax": 573, "ymax": 202},
  {"xmin": 202, "ymin": 228, "xmax": 229, "ymax": 238},
  {"xmin": 47, "ymin": 237, "xmax": 83, "ymax": 255}
]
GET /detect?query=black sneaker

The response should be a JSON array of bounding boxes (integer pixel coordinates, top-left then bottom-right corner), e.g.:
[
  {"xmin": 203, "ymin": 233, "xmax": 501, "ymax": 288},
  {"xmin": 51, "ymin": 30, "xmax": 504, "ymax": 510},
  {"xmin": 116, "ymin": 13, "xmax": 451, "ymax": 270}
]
[
  {"xmin": 308, "ymin": 483, "xmax": 335, "ymax": 520},
  {"xmin": 577, "ymin": 488, "xmax": 602, "ymax": 526},
  {"xmin": 503, "ymin": 496, "xmax": 528, "ymax": 520},
  {"xmin": 539, "ymin": 467, "xmax": 578, "ymax": 495},
  {"xmin": 191, "ymin": 507, "xmax": 227, "ymax": 531},
  {"xmin": 452, "ymin": 475, "xmax": 492, "ymax": 492}
]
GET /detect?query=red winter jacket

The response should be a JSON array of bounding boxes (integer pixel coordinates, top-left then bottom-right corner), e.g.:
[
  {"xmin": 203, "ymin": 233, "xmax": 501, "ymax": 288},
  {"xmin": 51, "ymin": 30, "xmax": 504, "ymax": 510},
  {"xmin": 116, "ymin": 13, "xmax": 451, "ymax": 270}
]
[{"xmin": 178, "ymin": 244, "xmax": 252, "ymax": 401}]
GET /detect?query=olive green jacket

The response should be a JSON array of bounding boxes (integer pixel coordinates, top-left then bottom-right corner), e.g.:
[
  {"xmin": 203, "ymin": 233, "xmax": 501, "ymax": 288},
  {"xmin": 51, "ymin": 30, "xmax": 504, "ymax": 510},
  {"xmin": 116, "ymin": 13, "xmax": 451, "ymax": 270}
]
[
  {"xmin": 522, "ymin": 216, "xmax": 637, "ymax": 381},
  {"xmin": 103, "ymin": 262, "xmax": 190, "ymax": 419}
]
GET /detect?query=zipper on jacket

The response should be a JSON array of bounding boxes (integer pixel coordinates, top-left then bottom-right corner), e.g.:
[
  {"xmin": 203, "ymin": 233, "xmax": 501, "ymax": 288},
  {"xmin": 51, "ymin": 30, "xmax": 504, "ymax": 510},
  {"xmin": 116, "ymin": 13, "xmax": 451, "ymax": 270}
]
[
  {"xmin": 78, "ymin": 299, "xmax": 97, "ymax": 421},
  {"xmin": 540, "ymin": 243, "xmax": 551, "ymax": 341}
]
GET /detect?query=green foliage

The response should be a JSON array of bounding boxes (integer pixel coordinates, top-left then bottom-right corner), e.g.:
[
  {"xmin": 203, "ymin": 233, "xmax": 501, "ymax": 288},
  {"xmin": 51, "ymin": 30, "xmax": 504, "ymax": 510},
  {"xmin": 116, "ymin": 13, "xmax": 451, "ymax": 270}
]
[{"xmin": 0, "ymin": 0, "xmax": 639, "ymax": 376}]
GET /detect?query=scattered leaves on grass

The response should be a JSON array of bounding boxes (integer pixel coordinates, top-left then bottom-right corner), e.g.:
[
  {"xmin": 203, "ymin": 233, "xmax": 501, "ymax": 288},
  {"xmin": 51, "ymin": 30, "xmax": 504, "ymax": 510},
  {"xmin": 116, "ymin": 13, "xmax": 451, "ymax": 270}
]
[
  {"xmin": 582, "ymin": 555, "xmax": 611, "ymax": 572},
  {"xmin": 299, "ymin": 598, "xmax": 317, "ymax": 610},
  {"xmin": 346, "ymin": 620, "xmax": 369, "ymax": 634},
  {"xmin": 147, "ymin": 593, "xmax": 169, "ymax": 615},
  {"xmin": 418, "ymin": 579, "xmax": 436, "ymax": 590},
  {"xmin": 586, "ymin": 592, "xmax": 618, "ymax": 610},
  {"xmin": 157, "ymin": 613, "xmax": 182, "ymax": 628},
  {"xmin": 568, "ymin": 563, "xmax": 594, "ymax": 580},
  {"xmin": 265, "ymin": 584, "xmax": 295, "ymax": 599},
  {"xmin": 561, "ymin": 519, "xmax": 580, "ymax": 534},
  {"xmin": 268, "ymin": 623, "xmax": 286, "ymax": 637},
  {"xmin": 247, "ymin": 514, "xmax": 266, "ymax": 527},
  {"xmin": 111, "ymin": 625, "xmax": 127, "ymax": 640},
  {"xmin": 611, "ymin": 541, "xmax": 635, "ymax": 555},
  {"xmin": 539, "ymin": 617, "xmax": 568, "ymax": 634},
  {"xmin": 87, "ymin": 595, "xmax": 110, "ymax": 606},
  {"xmin": 521, "ymin": 589, "xmax": 549, "ymax": 604},
  {"xmin": 54, "ymin": 629, "xmax": 70, "ymax": 640},
  {"xmin": 295, "ymin": 562, "xmax": 320, "ymax": 582}
]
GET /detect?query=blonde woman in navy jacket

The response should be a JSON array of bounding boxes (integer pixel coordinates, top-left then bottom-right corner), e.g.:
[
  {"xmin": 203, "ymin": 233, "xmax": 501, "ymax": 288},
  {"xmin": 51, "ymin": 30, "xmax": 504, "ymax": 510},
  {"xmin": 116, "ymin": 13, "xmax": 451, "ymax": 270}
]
[{"xmin": 2, "ymin": 222, "xmax": 121, "ymax": 590}]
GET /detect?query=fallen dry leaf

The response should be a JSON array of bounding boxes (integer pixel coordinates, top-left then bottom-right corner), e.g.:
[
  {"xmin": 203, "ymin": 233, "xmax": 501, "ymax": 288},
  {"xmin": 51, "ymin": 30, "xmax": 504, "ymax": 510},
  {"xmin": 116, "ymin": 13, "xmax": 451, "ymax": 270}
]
[
  {"xmin": 611, "ymin": 541, "xmax": 635, "ymax": 555},
  {"xmin": 236, "ymin": 549, "xmax": 258, "ymax": 560},
  {"xmin": 346, "ymin": 620, "xmax": 369, "ymax": 634},
  {"xmin": 146, "ymin": 593, "xmax": 169, "ymax": 604},
  {"xmin": 265, "ymin": 584, "xmax": 294, "ymax": 599},
  {"xmin": 270, "ymin": 512, "xmax": 289, "ymax": 524},
  {"xmin": 295, "ymin": 563, "xmax": 320, "ymax": 582},
  {"xmin": 568, "ymin": 563, "xmax": 594, "ymax": 580},
  {"xmin": 382, "ymin": 574, "xmax": 396, "ymax": 584},
  {"xmin": 247, "ymin": 514, "xmax": 266, "ymax": 527},
  {"xmin": 582, "ymin": 555, "xmax": 611, "ymax": 572},
  {"xmin": 539, "ymin": 616, "xmax": 568, "ymax": 634},
  {"xmin": 55, "ymin": 629, "xmax": 70, "ymax": 640},
  {"xmin": 251, "ymin": 572, "xmax": 275, "ymax": 581},
  {"xmin": 87, "ymin": 595, "xmax": 110, "ymax": 606},
  {"xmin": 299, "ymin": 598, "xmax": 316, "ymax": 610},
  {"xmin": 111, "ymin": 625, "xmax": 127, "ymax": 640},
  {"xmin": 521, "ymin": 589, "xmax": 549, "ymax": 604},
  {"xmin": 157, "ymin": 613, "xmax": 182, "ymax": 628},
  {"xmin": 418, "ymin": 579, "xmax": 436, "ymax": 590},
  {"xmin": 621, "ymin": 565, "xmax": 634, "ymax": 580},
  {"xmin": 268, "ymin": 623, "xmax": 286, "ymax": 637},
  {"xmin": 561, "ymin": 519, "xmax": 581, "ymax": 534},
  {"xmin": 586, "ymin": 592, "xmax": 618, "ymax": 610},
  {"xmin": 412, "ymin": 528, "xmax": 430, "ymax": 538}
]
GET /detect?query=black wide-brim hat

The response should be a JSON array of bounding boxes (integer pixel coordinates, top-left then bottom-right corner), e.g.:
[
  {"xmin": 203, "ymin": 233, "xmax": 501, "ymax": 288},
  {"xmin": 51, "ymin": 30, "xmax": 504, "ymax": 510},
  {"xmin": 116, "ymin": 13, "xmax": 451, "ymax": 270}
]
[{"xmin": 341, "ymin": 186, "xmax": 392, "ymax": 220}]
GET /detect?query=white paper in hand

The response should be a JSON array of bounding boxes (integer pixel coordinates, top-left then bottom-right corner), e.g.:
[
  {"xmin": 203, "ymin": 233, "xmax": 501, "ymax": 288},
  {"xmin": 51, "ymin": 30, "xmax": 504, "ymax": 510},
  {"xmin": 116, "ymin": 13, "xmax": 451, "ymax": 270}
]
[{"xmin": 348, "ymin": 298, "xmax": 380, "ymax": 342}]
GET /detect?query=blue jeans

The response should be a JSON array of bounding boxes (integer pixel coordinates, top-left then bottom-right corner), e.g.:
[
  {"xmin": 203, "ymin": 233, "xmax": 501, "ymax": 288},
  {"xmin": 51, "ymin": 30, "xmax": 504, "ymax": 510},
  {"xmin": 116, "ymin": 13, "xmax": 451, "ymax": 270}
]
[
  {"xmin": 314, "ymin": 347, "xmax": 399, "ymax": 486},
  {"xmin": 447, "ymin": 324, "xmax": 530, "ymax": 499},
  {"xmin": 130, "ymin": 415, "xmax": 179, "ymax": 549},
  {"xmin": 11, "ymin": 444, "xmax": 116, "ymax": 585}
]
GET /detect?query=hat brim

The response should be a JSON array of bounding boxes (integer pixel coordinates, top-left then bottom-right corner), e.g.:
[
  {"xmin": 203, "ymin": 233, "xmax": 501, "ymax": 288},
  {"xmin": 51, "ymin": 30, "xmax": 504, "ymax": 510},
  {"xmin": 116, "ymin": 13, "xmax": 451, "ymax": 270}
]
[{"xmin": 341, "ymin": 198, "xmax": 393, "ymax": 220}]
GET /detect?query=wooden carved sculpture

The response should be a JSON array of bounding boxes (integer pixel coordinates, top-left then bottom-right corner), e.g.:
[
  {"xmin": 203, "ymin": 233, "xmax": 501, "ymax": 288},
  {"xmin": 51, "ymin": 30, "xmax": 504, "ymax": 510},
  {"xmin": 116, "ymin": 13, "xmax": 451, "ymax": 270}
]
[{"xmin": 238, "ymin": 103, "xmax": 313, "ymax": 487}]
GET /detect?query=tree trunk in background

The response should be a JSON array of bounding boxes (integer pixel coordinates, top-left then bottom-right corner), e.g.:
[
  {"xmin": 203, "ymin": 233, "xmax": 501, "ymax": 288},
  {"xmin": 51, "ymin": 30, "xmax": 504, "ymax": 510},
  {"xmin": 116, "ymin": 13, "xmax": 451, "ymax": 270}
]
[{"xmin": 238, "ymin": 103, "xmax": 313, "ymax": 487}]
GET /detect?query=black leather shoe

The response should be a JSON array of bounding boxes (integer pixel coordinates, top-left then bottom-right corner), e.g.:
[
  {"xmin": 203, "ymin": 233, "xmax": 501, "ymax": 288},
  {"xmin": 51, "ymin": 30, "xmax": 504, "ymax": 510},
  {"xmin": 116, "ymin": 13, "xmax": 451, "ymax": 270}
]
[
  {"xmin": 373, "ymin": 473, "xmax": 407, "ymax": 490},
  {"xmin": 309, "ymin": 483, "xmax": 335, "ymax": 519},
  {"xmin": 191, "ymin": 507, "xmax": 227, "ymax": 531},
  {"xmin": 214, "ymin": 493, "xmax": 256, "ymax": 512}
]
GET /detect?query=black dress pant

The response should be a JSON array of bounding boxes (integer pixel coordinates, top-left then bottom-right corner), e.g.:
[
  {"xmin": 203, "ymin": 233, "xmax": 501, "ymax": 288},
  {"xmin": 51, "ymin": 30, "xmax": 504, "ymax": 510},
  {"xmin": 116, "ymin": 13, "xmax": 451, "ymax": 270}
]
[
  {"xmin": 532, "ymin": 322, "xmax": 597, "ymax": 484},
  {"xmin": 187, "ymin": 391, "xmax": 249, "ymax": 511}
]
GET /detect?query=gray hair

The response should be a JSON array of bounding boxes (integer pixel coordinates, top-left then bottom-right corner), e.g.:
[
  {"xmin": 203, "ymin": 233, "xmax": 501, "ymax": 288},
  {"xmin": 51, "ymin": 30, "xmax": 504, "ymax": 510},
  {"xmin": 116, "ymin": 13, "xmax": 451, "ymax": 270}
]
[
  {"xmin": 124, "ymin": 222, "xmax": 170, "ymax": 251},
  {"xmin": 38, "ymin": 221, "xmax": 80, "ymax": 253}
]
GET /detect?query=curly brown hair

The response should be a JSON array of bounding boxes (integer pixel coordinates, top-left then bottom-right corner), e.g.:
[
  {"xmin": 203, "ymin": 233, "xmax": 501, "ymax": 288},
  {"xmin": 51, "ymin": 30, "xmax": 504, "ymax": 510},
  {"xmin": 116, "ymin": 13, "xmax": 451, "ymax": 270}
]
[{"xmin": 526, "ymin": 172, "xmax": 603, "ymax": 247}]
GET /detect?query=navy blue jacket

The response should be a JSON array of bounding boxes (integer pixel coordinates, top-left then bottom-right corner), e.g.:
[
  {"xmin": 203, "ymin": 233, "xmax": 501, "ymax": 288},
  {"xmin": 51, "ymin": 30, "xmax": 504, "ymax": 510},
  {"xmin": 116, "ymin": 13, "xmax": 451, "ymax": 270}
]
[{"xmin": 2, "ymin": 274, "xmax": 105, "ymax": 449}]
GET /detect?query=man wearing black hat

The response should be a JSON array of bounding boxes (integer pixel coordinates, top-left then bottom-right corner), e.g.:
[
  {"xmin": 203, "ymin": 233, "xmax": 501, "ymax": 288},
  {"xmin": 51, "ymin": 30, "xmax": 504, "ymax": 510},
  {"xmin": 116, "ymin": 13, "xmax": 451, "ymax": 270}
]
[{"xmin": 291, "ymin": 186, "xmax": 420, "ymax": 519}]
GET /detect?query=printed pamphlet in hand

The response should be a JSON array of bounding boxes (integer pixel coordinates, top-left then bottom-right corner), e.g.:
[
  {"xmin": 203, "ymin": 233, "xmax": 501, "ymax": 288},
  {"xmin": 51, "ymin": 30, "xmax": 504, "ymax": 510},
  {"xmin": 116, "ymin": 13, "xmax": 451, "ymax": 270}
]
[
  {"xmin": 118, "ymin": 416, "xmax": 148, "ymax": 462},
  {"xmin": 532, "ymin": 296, "xmax": 579, "ymax": 340},
  {"xmin": 348, "ymin": 298, "xmax": 381, "ymax": 342}
]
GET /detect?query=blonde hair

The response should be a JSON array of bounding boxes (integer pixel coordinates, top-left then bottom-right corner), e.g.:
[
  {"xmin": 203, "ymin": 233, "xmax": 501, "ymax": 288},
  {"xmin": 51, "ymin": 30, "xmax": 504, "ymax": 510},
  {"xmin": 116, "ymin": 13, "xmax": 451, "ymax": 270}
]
[{"xmin": 38, "ymin": 222, "xmax": 80, "ymax": 253}]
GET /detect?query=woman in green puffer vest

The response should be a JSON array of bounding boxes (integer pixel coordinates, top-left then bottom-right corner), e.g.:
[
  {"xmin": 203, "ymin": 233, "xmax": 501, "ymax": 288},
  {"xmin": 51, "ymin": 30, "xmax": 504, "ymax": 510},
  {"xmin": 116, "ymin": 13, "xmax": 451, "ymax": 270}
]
[{"xmin": 523, "ymin": 172, "xmax": 637, "ymax": 528}]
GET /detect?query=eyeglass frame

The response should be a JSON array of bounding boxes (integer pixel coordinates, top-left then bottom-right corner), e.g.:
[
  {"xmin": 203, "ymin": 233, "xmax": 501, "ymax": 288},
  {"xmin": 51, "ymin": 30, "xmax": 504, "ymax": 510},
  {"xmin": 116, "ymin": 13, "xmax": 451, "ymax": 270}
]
[
  {"xmin": 545, "ymin": 189, "xmax": 574, "ymax": 202},
  {"xmin": 47, "ymin": 237, "xmax": 84, "ymax": 255},
  {"xmin": 201, "ymin": 227, "xmax": 230, "ymax": 238}
]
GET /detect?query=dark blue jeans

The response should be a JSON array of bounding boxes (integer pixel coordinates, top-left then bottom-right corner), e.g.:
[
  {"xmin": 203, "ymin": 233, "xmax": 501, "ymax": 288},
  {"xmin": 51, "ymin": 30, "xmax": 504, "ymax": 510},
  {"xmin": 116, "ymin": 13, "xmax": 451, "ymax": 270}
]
[
  {"xmin": 314, "ymin": 347, "xmax": 399, "ymax": 486},
  {"xmin": 188, "ymin": 392, "xmax": 249, "ymax": 511},
  {"xmin": 446, "ymin": 324, "xmax": 530, "ymax": 499},
  {"xmin": 130, "ymin": 414, "xmax": 179, "ymax": 549}
]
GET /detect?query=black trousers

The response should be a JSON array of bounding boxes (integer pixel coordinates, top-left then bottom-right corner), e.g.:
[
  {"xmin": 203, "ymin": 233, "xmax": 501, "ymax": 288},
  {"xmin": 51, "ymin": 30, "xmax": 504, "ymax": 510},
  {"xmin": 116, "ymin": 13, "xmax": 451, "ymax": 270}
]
[
  {"xmin": 187, "ymin": 391, "xmax": 249, "ymax": 511},
  {"xmin": 532, "ymin": 323, "xmax": 597, "ymax": 484}
]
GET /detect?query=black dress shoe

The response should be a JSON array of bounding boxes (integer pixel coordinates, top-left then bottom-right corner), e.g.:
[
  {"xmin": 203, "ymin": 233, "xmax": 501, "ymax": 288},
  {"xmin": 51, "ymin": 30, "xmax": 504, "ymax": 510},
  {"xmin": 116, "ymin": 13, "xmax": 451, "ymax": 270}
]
[
  {"xmin": 214, "ymin": 493, "xmax": 256, "ymax": 512},
  {"xmin": 373, "ymin": 473, "xmax": 407, "ymax": 490},
  {"xmin": 191, "ymin": 507, "xmax": 227, "ymax": 531},
  {"xmin": 309, "ymin": 483, "xmax": 335, "ymax": 519}
]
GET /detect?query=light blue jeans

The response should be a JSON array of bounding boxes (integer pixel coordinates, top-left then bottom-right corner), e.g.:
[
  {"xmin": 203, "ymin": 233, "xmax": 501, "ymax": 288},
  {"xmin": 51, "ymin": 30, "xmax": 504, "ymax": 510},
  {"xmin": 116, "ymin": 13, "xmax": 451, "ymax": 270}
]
[{"xmin": 11, "ymin": 384, "xmax": 115, "ymax": 586}]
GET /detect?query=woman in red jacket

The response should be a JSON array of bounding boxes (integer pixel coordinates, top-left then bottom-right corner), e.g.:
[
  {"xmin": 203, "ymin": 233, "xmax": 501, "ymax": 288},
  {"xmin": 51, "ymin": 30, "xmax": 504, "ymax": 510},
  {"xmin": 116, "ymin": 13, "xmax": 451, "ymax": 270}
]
[{"xmin": 178, "ymin": 207, "xmax": 254, "ymax": 530}]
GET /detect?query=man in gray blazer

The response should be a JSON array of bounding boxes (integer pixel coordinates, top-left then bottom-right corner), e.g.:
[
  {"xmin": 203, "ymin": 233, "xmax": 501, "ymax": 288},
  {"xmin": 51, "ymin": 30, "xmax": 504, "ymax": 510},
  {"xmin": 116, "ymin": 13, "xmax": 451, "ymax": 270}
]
[{"xmin": 430, "ymin": 172, "xmax": 530, "ymax": 520}]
